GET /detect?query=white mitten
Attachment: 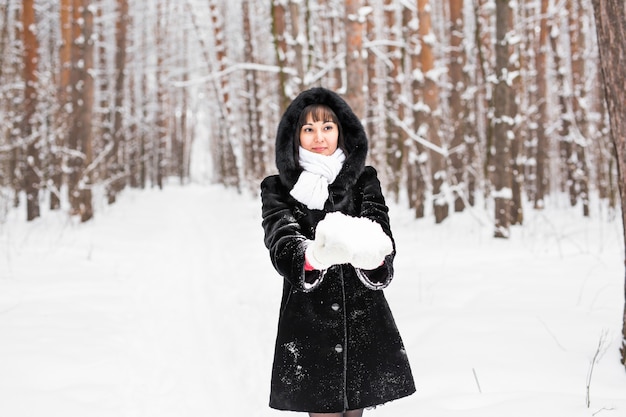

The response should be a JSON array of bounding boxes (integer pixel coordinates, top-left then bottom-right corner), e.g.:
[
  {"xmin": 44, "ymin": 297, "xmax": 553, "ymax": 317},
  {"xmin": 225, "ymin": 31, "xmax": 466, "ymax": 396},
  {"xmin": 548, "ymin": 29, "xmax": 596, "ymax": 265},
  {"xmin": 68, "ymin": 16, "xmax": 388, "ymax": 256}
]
[
  {"xmin": 305, "ymin": 213, "xmax": 354, "ymax": 270},
  {"xmin": 348, "ymin": 217, "xmax": 393, "ymax": 270}
]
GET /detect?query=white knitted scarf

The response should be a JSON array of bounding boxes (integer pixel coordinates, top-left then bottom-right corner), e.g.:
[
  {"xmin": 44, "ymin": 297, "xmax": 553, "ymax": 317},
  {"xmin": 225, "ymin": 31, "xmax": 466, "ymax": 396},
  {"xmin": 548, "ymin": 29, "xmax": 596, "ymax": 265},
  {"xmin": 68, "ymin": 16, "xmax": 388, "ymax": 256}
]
[{"xmin": 290, "ymin": 147, "xmax": 346, "ymax": 210}]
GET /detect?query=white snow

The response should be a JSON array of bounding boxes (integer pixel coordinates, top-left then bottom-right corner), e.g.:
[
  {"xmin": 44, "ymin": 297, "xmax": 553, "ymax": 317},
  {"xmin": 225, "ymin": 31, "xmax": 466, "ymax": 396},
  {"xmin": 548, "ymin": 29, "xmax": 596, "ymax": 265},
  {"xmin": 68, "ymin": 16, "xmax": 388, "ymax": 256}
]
[{"xmin": 1, "ymin": 183, "xmax": 625, "ymax": 417}]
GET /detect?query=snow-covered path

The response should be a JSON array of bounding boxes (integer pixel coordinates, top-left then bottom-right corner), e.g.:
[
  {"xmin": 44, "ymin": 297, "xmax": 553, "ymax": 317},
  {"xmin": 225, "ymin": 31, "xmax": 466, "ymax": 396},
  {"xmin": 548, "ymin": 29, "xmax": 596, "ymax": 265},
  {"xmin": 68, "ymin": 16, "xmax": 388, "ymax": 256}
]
[
  {"xmin": 1, "ymin": 184, "xmax": 625, "ymax": 417},
  {"xmin": 0, "ymin": 185, "xmax": 281, "ymax": 416}
]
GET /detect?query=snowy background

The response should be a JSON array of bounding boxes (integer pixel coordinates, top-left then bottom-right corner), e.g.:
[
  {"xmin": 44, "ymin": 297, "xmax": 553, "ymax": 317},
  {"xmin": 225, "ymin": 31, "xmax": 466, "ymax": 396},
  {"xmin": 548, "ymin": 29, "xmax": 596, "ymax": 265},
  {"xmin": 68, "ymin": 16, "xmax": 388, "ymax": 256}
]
[{"xmin": 1, "ymin": 182, "xmax": 625, "ymax": 417}]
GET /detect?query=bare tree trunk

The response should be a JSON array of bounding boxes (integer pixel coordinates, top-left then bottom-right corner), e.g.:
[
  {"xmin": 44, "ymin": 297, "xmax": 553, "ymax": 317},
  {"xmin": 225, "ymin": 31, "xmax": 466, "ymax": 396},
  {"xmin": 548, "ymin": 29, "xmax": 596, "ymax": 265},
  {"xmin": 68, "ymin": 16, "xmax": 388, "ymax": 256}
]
[
  {"xmin": 68, "ymin": 0, "xmax": 81, "ymax": 213},
  {"xmin": 569, "ymin": 0, "xmax": 590, "ymax": 217},
  {"xmin": 96, "ymin": 3, "xmax": 111, "ymax": 188},
  {"xmin": 594, "ymin": 80, "xmax": 613, "ymax": 204},
  {"xmin": 508, "ymin": 2, "xmax": 522, "ymax": 225},
  {"xmin": 448, "ymin": 0, "xmax": 466, "ymax": 212},
  {"xmin": 404, "ymin": 3, "xmax": 426, "ymax": 218},
  {"xmin": 591, "ymin": 0, "xmax": 626, "ymax": 369},
  {"xmin": 383, "ymin": 0, "xmax": 402, "ymax": 200},
  {"xmin": 242, "ymin": 0, "xmax": 256, "ymax": 184},
  {"xmin": 53, "ymin": 0, "xmax": 72, "ymax": 211},
  {"xmin": 21, "ymin": 0, "xmax": 40, "ymax": 221},
  {"xmin": 67, "ymin": 0, "xmax": 94, "ymax": 221},
  {"xmin": 519, "ymin": 0, "xmax": 535, "ymax": 205},
  {"xmin": 78, "ymin": 0, "xmax": 94, "ymax": 221},
  {"xmin": 155, "ymin": 1, "xmax": 167, "ymax": 189},
  {"xmin": 534, "ymin": 0, "xmax": 549, "ymax": 209},
  {"xmin": 210, "ymin": 0, "xmax": 238, "ymax": 189},
  {"xmin": 473, "ymin": 0, "xmax": 493, "ymax": 205},
  {"xmin": 289, "ymin": 0, "xmax": 304, "ymax": 91},
  {"xmin": 271, "ymin": 0, "xmax": 289, "ymax": 113},
  {"xmin": 0, "ymin": 1, "xmax": 10, "ymax": 192},
  {"xmin": 493, "ymin": 0, "xmax": 513, "ymax": 238},
  {"xmin": 107, "ymin": 0, "xmax": 128, "ymax": 203},
  {"xmin": 317, "ymin": 0, "xmax": 341, "ymax": 90},
  {"xmin": 0, "ymin": 2, "xmax": 10, "ymax": 82},
  {"xmin": 364, "ymin": 2, "xmax": 381, "ymax": 168},
  {"xmin": 549, "ymin": 15, "xmax": 575, "ymax": 203},
  {"xmin": 344, "ymin": 0, "xmax": 364, "ymax": 119},
  {"xmin": 418, "ymin": 0, "xmax": 447, "ymax": 223},
  {"xmin": 7, "ymin": 3, "xmax": 22, "ymax": 209}
]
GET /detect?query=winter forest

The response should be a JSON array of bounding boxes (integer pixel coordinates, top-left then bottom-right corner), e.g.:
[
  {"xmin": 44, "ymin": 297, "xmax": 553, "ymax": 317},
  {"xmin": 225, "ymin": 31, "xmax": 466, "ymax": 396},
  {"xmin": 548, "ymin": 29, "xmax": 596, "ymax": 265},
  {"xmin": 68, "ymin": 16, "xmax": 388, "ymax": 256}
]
[
  {"xmin": 2, "ymin": 0, "xmax": 626, "ymax": 410},
  {"xmin": 1, "ymin": 0, "xmax": 621, "ymax": 228}
]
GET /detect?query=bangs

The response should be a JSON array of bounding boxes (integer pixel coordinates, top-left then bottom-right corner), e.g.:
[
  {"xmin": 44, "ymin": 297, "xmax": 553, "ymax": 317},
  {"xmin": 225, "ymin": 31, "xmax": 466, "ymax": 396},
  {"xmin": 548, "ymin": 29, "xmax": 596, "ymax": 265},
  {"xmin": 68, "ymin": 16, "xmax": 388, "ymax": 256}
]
[
  {"xmin": 298, "ymin": 104, "xmax": 339, "ymax": 126},
  {"xmin": 294, "ymin": 103, "xmax": 346, "ymax": 157}
]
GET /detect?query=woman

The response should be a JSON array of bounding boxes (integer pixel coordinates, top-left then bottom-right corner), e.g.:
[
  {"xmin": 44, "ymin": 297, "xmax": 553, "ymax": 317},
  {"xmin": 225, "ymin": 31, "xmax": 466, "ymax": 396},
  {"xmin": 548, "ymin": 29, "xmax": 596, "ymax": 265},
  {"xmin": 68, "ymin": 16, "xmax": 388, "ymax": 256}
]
[{"xmin": 261, "ymin": 87, "xmax": 415, "ymax": 417}]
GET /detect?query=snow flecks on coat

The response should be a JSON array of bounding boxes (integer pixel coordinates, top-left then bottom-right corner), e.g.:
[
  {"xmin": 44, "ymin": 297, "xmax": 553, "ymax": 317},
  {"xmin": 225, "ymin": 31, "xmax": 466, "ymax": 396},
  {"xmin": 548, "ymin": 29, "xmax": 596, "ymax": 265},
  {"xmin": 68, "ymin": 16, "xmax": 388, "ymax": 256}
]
[{"xmin": 280, "ymin": 341, "xmax": 307, "ymax": 385}]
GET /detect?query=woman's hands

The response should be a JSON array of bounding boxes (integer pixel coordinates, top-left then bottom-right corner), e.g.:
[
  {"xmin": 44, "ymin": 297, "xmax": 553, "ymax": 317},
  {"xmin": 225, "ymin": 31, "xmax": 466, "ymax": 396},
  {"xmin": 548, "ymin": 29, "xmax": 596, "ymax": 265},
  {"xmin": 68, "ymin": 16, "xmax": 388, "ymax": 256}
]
[
  {"xmin": 305, "ymin": 225, "xmax": 353, "ymax": 270},
  {"xmin": 305, "ymin": 212, "xmax": 393, "ymax": 270}
]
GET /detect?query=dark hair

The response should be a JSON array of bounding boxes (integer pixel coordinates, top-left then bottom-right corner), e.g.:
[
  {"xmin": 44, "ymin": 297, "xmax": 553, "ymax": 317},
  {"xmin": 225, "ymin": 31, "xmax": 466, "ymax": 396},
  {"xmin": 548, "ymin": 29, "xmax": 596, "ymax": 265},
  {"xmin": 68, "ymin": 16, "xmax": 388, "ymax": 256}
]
[{"xmin": 293, "ymin": 104, "xmax": 347, "ymax": 162}]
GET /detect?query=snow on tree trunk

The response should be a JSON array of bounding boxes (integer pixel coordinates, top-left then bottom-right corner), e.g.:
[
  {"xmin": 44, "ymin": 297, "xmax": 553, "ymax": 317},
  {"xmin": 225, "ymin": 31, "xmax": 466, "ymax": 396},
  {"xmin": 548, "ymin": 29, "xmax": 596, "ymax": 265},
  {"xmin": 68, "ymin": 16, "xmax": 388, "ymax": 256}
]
[
  {"xmin": 383, "ymin": 0, "xmax": 403, "ymax": 201},
  {"xmin": 288, "ymin": 0, "xmax": 304, "ymax": 92},
  {"xmin": 364, "ymin": 2, "xmax": 380, "ymax": 168},
  {"xmin": 549, "ymin": 13, "xmax": 578, "ymax": 209},
  {"xmin": 67, "ymin": 0, "xmax": 94, "ymax": 221},
  {"xmin": 404, "ymin": 3, "xmax": 427, "ymax": 218},
  {"xmin": 591, "ymin": 0, "xmax": 626, "ymax": 368},
  {"xmin": 53, "ymin": 0, "xmax": 72, "ymax": 210},
  {"xmin": 508, "ymin": 2, "xmax": 522, "ymax": 226},
  {"xmin": 418, "ymin": 0, "xmax": 448, "ymax": 224},
  {"xmin": 21, "ymin": 0, "xmax": 40, "ymax": 221},
  {"xmin": 493, "ymin": 0, "xmax": 514, "ymax": 238},
  {"xmin": 271, "ymin": 0, "xmax": 289, "ymax": 113},
  {"xmin": 106, "ymin": 0, "xmax": 129, "ymax": 204},
  {"xmin": 568, "ymin": 0, "xmax": 590, "ymax": 217},
  {"xmin": 448, "ymin": 0, "xmax": 466, "ymax": 213},
  {"xmin": 534, "ymin": 0, "xmax": 550, "ymax": 210},
  {"xmin": 76, "ymin": 0, "xmax": 94, "ymax": 222}
]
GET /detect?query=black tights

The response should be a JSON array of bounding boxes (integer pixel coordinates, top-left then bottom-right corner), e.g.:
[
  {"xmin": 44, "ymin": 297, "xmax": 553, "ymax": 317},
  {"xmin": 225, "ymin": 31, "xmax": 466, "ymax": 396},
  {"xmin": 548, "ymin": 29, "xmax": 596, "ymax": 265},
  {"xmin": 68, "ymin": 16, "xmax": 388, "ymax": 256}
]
[{"xmin": 309, "ymin": 409, "xmax": 364, "ymax": 417}]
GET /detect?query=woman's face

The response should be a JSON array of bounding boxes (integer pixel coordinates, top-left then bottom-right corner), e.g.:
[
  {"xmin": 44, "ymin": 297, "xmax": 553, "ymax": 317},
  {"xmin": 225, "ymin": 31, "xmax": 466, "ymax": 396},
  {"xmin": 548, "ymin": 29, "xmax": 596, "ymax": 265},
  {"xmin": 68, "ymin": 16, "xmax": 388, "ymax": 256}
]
[{"xmin": 299, "ymin": 114, "xmax": 339, "ymax": 156}]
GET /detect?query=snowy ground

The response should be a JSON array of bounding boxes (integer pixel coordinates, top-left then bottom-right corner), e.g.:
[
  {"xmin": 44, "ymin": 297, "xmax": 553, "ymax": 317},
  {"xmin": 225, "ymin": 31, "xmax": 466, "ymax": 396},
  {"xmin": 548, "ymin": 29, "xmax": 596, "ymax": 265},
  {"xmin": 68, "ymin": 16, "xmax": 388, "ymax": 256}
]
[{"xmin": 1, "ymin": 183, "xmax": 625, "ymax": 417}]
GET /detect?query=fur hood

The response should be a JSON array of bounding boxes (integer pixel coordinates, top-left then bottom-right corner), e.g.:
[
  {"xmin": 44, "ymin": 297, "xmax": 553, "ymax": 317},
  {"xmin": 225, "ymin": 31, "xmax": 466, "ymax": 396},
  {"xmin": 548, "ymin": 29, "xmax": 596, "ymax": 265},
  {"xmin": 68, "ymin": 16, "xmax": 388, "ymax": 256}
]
[{"xmin": 275, "ymin": 87, "xmax": 368, "ymax": 191}]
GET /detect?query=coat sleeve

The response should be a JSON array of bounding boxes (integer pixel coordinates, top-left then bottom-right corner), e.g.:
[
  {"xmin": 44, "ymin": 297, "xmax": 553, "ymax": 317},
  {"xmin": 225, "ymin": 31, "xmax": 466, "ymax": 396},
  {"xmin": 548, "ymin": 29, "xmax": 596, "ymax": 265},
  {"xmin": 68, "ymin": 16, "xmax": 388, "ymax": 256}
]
[
  {"xmin": 355, "ymin": 166, "xmax": 395, "ymax": 290},
  {"xmin": 261, "ymin": 176, "xmax": 325, "ymax": 292}
]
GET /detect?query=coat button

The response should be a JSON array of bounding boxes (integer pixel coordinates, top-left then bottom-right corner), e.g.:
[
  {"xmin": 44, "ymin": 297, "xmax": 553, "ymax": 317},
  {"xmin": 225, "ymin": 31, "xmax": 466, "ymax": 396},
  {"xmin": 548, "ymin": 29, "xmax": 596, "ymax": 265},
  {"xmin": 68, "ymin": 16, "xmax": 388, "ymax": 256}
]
[
  {"xmin": 334, "ymin": 344, "xmax": 343, "ymax": 353},
  {"xmin": 331, "ymin": 303, "xmax": 340, "ymax": 311}
]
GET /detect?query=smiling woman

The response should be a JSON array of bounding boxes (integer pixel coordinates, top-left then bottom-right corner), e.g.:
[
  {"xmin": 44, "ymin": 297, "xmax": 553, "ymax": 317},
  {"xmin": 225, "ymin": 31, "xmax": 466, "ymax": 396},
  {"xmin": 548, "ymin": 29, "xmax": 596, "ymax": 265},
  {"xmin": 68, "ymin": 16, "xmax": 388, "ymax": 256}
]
[
  {"xmin": 297, "ymin": 104, "xmax": 343, "ymax": 156},
  {"xmin": 260, "ymin": 87, "xmax": 416, "ymax": 417}
]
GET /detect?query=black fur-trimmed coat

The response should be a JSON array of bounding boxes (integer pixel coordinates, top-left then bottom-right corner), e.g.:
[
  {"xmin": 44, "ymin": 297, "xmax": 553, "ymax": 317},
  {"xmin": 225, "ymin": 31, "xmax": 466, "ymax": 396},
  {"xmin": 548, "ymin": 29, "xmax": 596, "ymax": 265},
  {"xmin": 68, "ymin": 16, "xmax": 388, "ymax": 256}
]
[{"xmin": 261, "ymin": 87, "xmax": 415, "ymax": 413}]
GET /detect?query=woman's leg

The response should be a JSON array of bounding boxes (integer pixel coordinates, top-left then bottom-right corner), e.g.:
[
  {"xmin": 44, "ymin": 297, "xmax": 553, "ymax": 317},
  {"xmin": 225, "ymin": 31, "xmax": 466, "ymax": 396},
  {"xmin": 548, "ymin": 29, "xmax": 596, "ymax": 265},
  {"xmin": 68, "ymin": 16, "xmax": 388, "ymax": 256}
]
[
  {"xmin": 344, "ymin": 409, "xmax": 364, "ymax": 417},
  {"xmin": 308, "ymin": 408, "xmax": 363, "ymax": 417},
  {"xmin": 308, "ymin": 414, "xmax": 341, "ymax": 417}
]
